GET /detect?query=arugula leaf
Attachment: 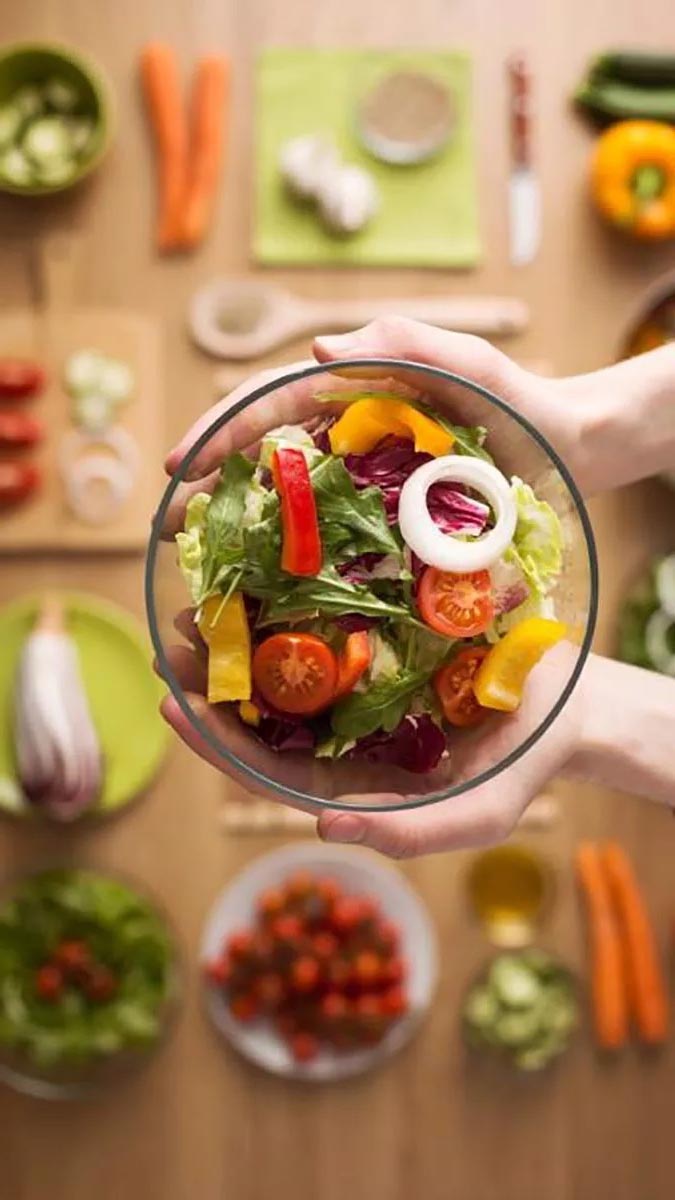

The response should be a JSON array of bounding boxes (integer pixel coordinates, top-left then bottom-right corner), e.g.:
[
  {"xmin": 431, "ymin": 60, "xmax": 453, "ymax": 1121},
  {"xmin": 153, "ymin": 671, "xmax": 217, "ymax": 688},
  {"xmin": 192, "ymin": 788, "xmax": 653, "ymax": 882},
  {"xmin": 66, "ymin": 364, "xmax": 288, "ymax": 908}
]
[
  {"xmin": 330, "ymin": 669, "xmax": 431, "ymax": 740},
  {"xmin": 310, "ymin": 456, "xmax": 401, "ymax": 560},
  {"xmin": 256, "ymin": 566, "xmax": 417, "ymax": 625},
  {"xmin": 200, "ymin": 454, "xmax": 255, "ymax": 599}
]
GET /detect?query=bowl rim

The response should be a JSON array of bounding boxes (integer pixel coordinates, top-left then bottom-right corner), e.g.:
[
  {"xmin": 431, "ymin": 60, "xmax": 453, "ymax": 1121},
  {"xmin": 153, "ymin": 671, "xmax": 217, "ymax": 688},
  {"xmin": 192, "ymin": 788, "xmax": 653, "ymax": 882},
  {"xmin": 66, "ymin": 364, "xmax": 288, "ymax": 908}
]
[
  {"xmin": 146, "ymin": 357, "xmax": 599, "ymax": 814},
  {"xmin": 0, "ymin": 39, "xmax": 114, "ymax": 196}
]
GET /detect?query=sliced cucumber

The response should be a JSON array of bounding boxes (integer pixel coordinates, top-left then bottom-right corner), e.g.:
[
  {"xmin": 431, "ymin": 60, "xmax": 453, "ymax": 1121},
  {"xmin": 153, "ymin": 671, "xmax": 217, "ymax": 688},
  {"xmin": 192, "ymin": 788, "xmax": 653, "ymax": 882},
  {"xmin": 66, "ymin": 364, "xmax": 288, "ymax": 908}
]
[
  {"xmin": 464, "ymin": 986, "xmax": 499, "ymax": 1030},
  {"xmin": 489, "ymin": 956, "xmax": 542, "ymax": 1009},
  {"xmin": 64, "ymin": 349, "xmax": 107, "ymax": 397},
  {"xmin": 0, "ymin": 105, "xmax": 21, "ymax": 150},
  {"xmin": 43, "ymin": 76, "xmax": 81, "ymax": 114},
  {"xmin": 23, "ymin": 115, "xmax": 73, "ymax": 167},
  {"xmin": 66, "ymin": 116, "xmax": 95, "ymax": 156},
  {"xmin": 97, "ymin": 359, "xmax": 134, "ymax": 405},
  {"xmin": 13, "ymin": 85, "xmax": 43, "ymax": 121},
  {"xmin": 494, "ymin": 1009, "xmax": 543, "ymax": 1048},
  {"xmin": 645, "ymin": 608, "xmax": 675, "ymax": 676},
  {"xmin": 655, "ymin": 555, "xmax": 675, "ymax": 619},
  {"xmin": 34, "ymin": 157, "xmax": 77, "ymax": 187},
  {"xmin": 0, "ymin": 147, "xmax": 33, "ymax": 186}
]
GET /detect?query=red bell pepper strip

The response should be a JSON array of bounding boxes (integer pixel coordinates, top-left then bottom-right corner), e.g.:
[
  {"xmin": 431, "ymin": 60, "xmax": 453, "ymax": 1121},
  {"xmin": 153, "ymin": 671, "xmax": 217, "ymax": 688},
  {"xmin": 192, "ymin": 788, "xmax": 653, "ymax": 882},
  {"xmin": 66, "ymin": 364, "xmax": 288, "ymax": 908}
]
[{"xmin": 272, "ymin": 447, "xmax": 322, "ymax": 577}]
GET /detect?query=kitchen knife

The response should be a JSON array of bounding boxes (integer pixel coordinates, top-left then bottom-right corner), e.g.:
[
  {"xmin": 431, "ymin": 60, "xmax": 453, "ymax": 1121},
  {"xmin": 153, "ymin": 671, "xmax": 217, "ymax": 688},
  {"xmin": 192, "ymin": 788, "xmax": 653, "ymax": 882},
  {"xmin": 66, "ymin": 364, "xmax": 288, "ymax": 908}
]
[{"xmin": 508, "ymin": 55, "xmax": 541, "ymax": 266}]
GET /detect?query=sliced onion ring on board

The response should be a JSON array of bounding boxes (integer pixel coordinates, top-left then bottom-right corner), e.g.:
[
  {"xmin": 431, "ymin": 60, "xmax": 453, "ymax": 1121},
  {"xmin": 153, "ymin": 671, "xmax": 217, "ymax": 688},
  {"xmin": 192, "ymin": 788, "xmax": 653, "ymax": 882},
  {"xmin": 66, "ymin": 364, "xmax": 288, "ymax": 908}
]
[
  {"xmin": 64, "ymin": 454, "xmax": 134, "ymax": 525},
  {"xmin": 398, "ymin": 455, "xmax": 517, "ymax": 572},
  {"xmin": 59, "ymin": 426, "xmax": 141, "ymax": 477}
]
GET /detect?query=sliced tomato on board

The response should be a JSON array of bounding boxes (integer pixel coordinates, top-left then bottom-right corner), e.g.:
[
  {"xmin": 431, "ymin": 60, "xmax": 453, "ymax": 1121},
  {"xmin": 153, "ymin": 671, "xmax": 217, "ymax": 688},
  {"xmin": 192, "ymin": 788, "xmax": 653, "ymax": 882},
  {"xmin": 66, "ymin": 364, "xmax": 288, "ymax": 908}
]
[
  {"xmin": 0, "ymin": 359, "xmax": 45, "ymax": 400},
  {"xmin": 434, "ymin": 647, "xmax": 491, "ymax": 728},
  {"xmin": 0, "ymin": 461, "xmax": 41, "ymax": 507},
  {"xmin": 252, "ymin": 632, "xmax": 338, "ymax": 716},
  {"xmin": 418, "ymin": 567, "xmax": 494, "ymax": 638},
  {"xmin": 334, "ymin": 631, "xmax": 372, "ymax": 700},
  {"xmin": 0, "ymin": 412, "xmax": 43, "ymax": 448}
]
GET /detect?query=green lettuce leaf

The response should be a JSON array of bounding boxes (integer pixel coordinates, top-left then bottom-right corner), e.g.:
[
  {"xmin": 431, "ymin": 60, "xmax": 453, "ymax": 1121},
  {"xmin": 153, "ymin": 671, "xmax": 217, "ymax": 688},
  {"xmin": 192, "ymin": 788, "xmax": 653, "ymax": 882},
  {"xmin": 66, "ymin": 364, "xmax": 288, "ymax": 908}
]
[
  {"xmin": 507, "ymin": 477, "xmax": 563, "ymax": 599},
  {"xmin": 175, "ymin": 492, "xmax": 211, "ymax": 604},
  {"xmin": 330, "ymin": 669, "xmax": 431, "ymax": 740}
]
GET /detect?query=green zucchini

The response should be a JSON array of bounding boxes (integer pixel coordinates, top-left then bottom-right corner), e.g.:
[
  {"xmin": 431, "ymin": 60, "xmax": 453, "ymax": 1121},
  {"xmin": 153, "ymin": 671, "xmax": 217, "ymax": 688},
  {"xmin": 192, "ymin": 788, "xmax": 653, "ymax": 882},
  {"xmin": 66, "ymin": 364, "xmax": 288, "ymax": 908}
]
[
  {"xmin": 576, "ymin": 78, "xmax": 675, "ymax": 123},
  {"xmin": 592, "ymin": 51, "xmax": 675, "ymax": 88}
]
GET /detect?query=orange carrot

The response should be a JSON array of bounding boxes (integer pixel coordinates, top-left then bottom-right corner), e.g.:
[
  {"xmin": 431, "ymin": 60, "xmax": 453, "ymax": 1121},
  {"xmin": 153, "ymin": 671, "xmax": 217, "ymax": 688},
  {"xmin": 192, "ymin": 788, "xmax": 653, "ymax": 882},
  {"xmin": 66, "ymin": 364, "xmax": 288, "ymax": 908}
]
[
  {"xmin": 181, "ymin": 56, "xmax": 229, "ymax": 248},
  {"xmin": 601, "ymin": 842, "xmax": 669, "ymax": 1046},
  {"xmin": 575, "ymin": 842, "xmax": 629, "ymax": 1051},
  {"xmin": 140, "ymin": 43, "xmax": 188, "ymax": 252}
]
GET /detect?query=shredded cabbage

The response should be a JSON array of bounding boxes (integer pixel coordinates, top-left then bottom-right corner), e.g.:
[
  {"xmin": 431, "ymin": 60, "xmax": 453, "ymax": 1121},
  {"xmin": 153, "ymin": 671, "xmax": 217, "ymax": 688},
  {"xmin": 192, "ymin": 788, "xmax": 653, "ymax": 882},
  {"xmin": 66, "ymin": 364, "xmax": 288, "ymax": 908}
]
[
  {"xmin": 259, "ymin": 424, "xmax": 321, "ymax": 468},
  {"xmin": 175, "ymin": 492, "xmax": 211, "ymax": 603}
]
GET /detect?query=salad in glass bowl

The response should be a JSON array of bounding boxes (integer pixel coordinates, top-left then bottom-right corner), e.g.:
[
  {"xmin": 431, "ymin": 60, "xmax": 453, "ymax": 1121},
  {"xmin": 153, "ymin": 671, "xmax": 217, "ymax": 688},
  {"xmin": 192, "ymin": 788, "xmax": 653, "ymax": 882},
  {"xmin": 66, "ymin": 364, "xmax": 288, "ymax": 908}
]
[
  {"xmin": 0, "ymin": 868, "xmax": 179, "ymax": 1097},
  {"xmin": 149, "ymin": 360, "xmax": 597, "ymax": 810}
]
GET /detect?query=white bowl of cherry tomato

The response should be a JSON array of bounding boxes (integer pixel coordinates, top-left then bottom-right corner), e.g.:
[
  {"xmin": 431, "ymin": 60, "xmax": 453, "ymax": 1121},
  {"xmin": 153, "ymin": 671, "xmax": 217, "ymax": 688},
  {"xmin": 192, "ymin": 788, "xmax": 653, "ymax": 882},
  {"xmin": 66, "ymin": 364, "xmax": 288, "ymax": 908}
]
[{"xmin": 201, "ymin": 844, "xmax": 438, "ymax": 1080}]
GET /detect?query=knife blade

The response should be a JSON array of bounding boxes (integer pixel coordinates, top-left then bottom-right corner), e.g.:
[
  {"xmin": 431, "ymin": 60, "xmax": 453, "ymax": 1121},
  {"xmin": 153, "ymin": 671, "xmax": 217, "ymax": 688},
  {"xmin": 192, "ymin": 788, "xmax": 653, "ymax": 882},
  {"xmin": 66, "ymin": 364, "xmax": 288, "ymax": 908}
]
[{"xmin": 508, "ymin": 55, "xmax": 541, "ymax": 266}]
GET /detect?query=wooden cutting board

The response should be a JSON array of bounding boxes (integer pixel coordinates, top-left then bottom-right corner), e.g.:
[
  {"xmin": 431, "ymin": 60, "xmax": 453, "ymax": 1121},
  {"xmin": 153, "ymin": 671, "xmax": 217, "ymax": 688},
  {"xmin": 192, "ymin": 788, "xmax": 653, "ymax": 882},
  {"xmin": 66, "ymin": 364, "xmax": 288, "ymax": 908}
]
[{"xmin": 0, "ymin": 237, "xmax": 162, "ymax": 553}]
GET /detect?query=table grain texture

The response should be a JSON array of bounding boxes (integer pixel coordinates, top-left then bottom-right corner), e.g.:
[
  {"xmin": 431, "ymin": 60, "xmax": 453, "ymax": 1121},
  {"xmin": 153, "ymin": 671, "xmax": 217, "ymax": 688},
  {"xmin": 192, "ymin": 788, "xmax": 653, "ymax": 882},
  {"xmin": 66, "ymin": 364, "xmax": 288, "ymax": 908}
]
[{"xmin": 0, "ymin": 3, "xmax": 674, "ymax": 1200}]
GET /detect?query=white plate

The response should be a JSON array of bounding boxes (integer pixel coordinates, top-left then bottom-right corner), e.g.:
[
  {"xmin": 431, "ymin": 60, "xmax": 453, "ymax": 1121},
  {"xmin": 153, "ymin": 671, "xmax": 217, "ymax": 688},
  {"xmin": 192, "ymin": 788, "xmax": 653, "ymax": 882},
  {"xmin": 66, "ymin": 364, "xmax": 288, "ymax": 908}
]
[{"xmin": 200, "ymin": 842, "xmax": 438, "ymax": 1082}]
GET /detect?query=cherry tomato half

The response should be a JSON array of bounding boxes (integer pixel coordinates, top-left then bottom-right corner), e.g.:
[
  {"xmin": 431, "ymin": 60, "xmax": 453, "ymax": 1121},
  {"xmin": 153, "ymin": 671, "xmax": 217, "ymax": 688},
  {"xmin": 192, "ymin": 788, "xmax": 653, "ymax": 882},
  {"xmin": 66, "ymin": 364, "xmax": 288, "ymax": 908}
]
[
  {"xmin": 0, "ymin": 359, "xmax": 45, "ymax": 400},
  {"xmin": 434, "ymin": 647, "xmax": 490, "ymax": 727},
  {"xmin": 0, "ymin": 461, "xmax": 41, "ymax": 507},
  {"xmin": 418, "ymin": 567, "xmax": 494, "ymax": 638},
  {"xmin": 334, "ymin": 631, "xmax": 371, "ymax": 700},
  {"xmin": 252, "ymin": 633, "xmax": 338, "ymax": 716}
]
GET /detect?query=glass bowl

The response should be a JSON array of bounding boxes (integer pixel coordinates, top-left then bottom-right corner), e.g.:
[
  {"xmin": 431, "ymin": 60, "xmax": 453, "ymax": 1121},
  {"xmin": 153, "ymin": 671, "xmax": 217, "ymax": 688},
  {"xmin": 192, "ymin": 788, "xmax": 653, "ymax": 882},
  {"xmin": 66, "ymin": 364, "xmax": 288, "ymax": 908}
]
[
  {"xmin": 146, "ymin": 358, "xmax": 598, "ymax": 813},
  {"xmin": 0, "ymin": 865, "xmax": 181, "ymax": 1100}
]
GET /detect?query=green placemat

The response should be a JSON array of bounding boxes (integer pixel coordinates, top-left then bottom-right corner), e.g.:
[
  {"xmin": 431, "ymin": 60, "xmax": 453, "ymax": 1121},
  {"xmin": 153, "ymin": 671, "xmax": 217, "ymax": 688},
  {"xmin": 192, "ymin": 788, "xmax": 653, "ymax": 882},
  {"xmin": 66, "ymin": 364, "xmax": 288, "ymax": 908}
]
[
  {"xmin": 254, "ymin": 48, "xmax": 480, "ymax": 268},
  {"xmin": 0, "ymin": 593, "xmax": 168, "ymax": 820}
]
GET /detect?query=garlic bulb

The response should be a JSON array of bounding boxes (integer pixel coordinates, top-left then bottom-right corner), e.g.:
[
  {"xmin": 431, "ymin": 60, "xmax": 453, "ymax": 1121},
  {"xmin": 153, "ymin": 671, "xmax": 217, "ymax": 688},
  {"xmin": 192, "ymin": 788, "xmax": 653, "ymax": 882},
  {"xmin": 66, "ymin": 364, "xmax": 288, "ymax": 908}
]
[
  {"xmin": 278, "ymin": 134, "xmax": 339, "ymax": 201},
  {"xmin": 317, "ymin": 164, "xmax": 380, "ymax": 235},
  {"xmin": 14, "ymin": 598, "xmax": 102, "ymax": 822}
]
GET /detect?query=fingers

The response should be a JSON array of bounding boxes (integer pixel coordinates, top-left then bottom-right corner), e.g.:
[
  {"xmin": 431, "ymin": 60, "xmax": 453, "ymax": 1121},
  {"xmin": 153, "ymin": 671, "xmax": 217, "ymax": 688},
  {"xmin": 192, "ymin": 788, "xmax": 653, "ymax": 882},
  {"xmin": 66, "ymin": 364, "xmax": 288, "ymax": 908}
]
[
  {"xmin": 159, "ymin": 644, "xmax": 206, "ymax": 694},
  {"xmin": 313, "ymin": 318, "xmax": 526, "ymax": 397},
  {"xmin": 165, "ymin": 360, "xmax": 318, "ymax": 482},
  {"xmin": 173, "ymin": 608, "xmax": 206, "ymax": 654}
]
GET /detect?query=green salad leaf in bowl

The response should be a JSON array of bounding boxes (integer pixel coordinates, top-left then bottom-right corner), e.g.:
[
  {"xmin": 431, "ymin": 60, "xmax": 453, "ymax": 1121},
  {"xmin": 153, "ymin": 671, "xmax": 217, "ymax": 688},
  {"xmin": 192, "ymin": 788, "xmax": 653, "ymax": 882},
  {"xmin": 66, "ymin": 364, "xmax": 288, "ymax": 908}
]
[{"xmin": 0, "ymin": 868, "xmax": 179, "ymax": 1097}]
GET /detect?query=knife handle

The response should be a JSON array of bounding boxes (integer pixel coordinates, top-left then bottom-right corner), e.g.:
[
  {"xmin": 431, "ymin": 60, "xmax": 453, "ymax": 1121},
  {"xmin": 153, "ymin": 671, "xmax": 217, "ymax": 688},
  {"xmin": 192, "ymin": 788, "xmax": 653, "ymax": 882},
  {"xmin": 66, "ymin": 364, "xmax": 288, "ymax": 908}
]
[{"xmin": 508, "ymin": 54, "xmax": 532, "ymax": 168}]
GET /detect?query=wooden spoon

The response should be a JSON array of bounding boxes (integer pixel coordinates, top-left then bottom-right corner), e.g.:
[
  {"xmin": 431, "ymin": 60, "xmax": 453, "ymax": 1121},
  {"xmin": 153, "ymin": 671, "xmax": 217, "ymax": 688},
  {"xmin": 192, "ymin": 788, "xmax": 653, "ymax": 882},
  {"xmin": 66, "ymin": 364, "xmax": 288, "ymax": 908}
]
[{"xmin": 189, "ymin": 278, "xmax": 529, "ymax": 361}]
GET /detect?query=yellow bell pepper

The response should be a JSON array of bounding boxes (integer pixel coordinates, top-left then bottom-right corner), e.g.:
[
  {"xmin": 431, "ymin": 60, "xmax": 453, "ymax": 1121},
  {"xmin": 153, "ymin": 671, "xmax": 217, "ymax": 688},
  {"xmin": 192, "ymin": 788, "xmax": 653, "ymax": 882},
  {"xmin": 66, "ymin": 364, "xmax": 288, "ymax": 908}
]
[
  {"xmin": 473, "ymin": 617, "xmax": 567, "ymax": 713},
  {"xmin": 238, "ymin": 700, "xmax": 261, "ymax": 726},
  {"xmin": 328, "ymin": 396, "xmax": 454, "ymax": 457},
  {"xmin": 198, "ymin": 593, "xmax": 251, "ymax": 704}
]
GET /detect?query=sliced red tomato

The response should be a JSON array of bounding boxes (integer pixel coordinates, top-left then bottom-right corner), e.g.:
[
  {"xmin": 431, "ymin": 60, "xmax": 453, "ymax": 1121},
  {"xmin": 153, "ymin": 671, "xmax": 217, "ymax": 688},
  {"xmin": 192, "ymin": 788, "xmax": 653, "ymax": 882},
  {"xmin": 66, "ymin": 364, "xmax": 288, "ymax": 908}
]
[
  {"xmin": 0, "ymin": 359, "xmax": 45, "ymax": 400},
  {"xmin": 334, "ymin": 631, "xmax": 371, "ymax": 699},
  {"xmin": 252, "ymin": 632, "xmax": 338, "ymax": 716},
  {"xmin": 0, "ymin": 412, "xmax": 43, "ymax": 448},
  {"xmin": 0, "ymin": 461, "xmax": 41, "ymax": 507},
  {"xmin": 418, "ymin": 567, "xmax": 494, "ymax": 638},
  {"xmin": 434, "ymin": 647, "xmax": 491, "ymax": 727}
]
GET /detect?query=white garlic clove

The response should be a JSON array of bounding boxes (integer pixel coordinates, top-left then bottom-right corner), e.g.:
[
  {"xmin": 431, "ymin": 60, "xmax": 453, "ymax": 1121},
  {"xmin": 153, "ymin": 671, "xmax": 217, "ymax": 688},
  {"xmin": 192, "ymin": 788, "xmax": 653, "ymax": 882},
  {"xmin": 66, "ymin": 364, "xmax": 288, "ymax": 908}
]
[
  {"xmin": 317, "ymin": 163, "xmax": 380, "ymax": 235},
  {"xmin": 278, "ymin": 134, "xmax": 339, "ymax": 201}
]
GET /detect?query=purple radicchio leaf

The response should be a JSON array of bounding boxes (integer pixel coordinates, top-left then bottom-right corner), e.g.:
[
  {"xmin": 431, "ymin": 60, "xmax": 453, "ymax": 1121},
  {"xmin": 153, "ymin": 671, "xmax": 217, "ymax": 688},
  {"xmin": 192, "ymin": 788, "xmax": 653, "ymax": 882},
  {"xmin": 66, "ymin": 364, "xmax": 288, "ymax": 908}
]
[{"xmin": 349, "ymin": 713, "xmax": 447, "ymax": 774}]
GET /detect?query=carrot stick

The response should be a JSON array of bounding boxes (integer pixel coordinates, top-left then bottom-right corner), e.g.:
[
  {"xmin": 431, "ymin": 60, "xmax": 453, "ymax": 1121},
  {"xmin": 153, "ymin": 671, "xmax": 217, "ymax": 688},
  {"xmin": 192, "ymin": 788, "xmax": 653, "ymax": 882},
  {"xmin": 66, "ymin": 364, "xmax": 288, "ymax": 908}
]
[
  {"xmin": 140, "ymin": 43, "xmax": 189, "ymax": 252},
  {"xmin": 575, "ymin": 842, "xmax": 629, "ymax": 1051},
  {"xmin": 601, "ymin": 842, "xmax": 669, "ymax": 1046},
  {"xmin": 180, "ymin": 56, "xmax": 229, "ymax": 249}
]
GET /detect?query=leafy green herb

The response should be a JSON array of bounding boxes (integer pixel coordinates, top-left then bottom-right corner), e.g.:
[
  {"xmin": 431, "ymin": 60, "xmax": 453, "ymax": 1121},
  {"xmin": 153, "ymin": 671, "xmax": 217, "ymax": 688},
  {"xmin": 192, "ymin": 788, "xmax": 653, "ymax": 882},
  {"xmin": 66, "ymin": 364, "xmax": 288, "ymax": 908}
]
[
  {"xmin": 256, "ymin": 566, "xmax": 418, "ymax": 626},
  {"xmin": 311, "ymin": 455, "xmax": 401, "ymax": 560},
  {"xmin": 420, "ymin": 406, "xmax": 493, "ymax": 462},
  {"xmin": 330, "ymin": 668, "xmax": 431, "ymax": 740},
  {"xmin": 200, "ymin": 454, "xmax": 255, "ymax": 599}
]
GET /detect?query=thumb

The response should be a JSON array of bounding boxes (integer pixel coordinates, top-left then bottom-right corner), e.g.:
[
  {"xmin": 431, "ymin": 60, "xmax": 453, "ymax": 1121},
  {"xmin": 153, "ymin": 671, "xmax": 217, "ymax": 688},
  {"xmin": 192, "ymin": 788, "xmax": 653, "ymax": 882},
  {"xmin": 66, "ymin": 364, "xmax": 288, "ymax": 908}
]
[{"xmin": 313, "ymin": 317, "xmax": 525, "ymax": 398}]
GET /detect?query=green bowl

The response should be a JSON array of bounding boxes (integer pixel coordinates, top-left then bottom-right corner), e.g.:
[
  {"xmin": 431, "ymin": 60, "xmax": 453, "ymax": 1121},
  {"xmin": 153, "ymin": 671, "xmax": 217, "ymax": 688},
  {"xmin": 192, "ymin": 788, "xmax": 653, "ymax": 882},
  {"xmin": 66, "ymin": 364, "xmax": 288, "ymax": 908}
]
[{"xmin": 0, "ymin": 41, "xmax": 114, "ymax": 195}]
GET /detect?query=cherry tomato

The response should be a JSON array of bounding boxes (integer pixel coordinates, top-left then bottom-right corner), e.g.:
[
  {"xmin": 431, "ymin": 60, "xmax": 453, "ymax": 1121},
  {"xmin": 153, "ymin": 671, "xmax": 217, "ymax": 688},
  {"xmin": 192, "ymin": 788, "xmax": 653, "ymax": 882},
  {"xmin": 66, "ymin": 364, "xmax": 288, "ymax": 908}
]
[
  {"xmin": 316, "ymin": 877, "xmax": 342, "ymax": 907},
  {"xmin": 380, "ymin": 986, "xmax": 408, "ymax": 1018},
  {"xmin": 83, "ymin": 964, "xmax": 117, "ymax": 1004},
  {"xmin": 53, "ymin": 939, "xmax": 91, "ymax": 979},
  {"xmin": 351, "ymin": 951, "xmax": 382, "ymax": 990},
  {"xmin": 227, "ymin": 930, "xmax": 255, "ymax": 962},
  {"xmin": 434, "ymin": 646, "xmax": 491, "ymax": 728},
  {"xmin": 330, "ymin": 896, "xmax": 364, "ymax": 937},
  {"xmin": 0, "ymin": 461, "xmax": 41, "ymax": 507},
  {"xmin": 252, "ymin": 633, "xmax": 338, "ymax": 716},
  {"xmin": 270, "ymin": 915, "xmax": 304, "ymax": 945},
  {"xmin": 204, "ymin": 958, "xmax": 231, "ymax": 988},
  {"xmin": 326, "ymin": 958, "xmax": 351, "ymax": 991},
  {"xmin": 418, "ymin": 567, "xmax": 494, "ymax": 638},
  {"xmin": 0, "ymin": 412, "xmax": 43, "ymax": 448},
  {"xmin": 290, "ymin": 1032, "xmax": 320, "ymax": 1063},
  {"xmin": 290, "ymin": 956, "xmax": 320, "ymax": 993},
  {"xmin": 275, "ymin": 1011, "xmax": 299, "ymax": 1040},
  {"xmin": 257, "ymin": 888, "xmax": 287, "ymax": 922},
  {"xmin": 311, "ymin": 931, "xmax": 339, "ymax": 962},
  {"xmin": 320, "ymin": 992, "xmax": 349, "ymax": 1021},
  {"xmin": 375, "ymin": 919, "xmax": 401, "ymax": 953},
  {"xmin": 354, "ymin": 994, "xmax": 382, "ymax": 1021},
  {"xmin": 0, "ymin": 359, "xmax": 45, "ymax": 400},
  {"xmin": 382, "ymin": 956, "xmax": 408, "ymax": 987},
  {"xmin": 334, "ymin": 631, "xmax": 372, "ymax": 699},
  {"xmin": 254, "ymin": 972, "xmax": 286, "ymax": 1010},
  {"xmin": 285, "ymin": 870, "xmax": 315, "ymax": 902},
  {"xmin": 35, "ymin": 964, "xmax": 64, "ymax": 1003},
  {"xmin": 230, "ymin": 993, "xmax": 259, "ymax": 1022}
]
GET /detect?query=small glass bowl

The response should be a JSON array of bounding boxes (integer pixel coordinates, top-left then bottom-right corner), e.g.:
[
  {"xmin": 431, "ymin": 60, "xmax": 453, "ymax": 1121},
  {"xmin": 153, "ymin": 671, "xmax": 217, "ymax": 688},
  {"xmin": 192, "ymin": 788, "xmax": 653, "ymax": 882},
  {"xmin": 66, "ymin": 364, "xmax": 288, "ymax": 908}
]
[
  {"xmin": 147, "ymin": 359, "xmax": 598, "ymax": 813},
  {"xmin": 0, "ymin": 865, "xmax": 182, "ymax": 1100}
]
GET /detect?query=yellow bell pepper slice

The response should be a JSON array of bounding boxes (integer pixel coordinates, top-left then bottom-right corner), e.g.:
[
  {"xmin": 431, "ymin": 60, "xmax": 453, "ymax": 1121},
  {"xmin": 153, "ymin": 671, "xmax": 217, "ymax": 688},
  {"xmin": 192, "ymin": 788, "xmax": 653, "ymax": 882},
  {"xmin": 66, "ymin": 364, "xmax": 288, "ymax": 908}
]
[
  {"xmin": 238, "ymin": 700, "xmax": 261, "ymax": 727},
  {"xmin": 473, "ymin": 617, "xmax": 568, "ymax": 713},
  {"xmin": 198, "ymin": 593, "xmax": 252, "ymax": 703},
  {"xmin": 328, "ymin": 396, "xmax": 454, "ymax": 457}
]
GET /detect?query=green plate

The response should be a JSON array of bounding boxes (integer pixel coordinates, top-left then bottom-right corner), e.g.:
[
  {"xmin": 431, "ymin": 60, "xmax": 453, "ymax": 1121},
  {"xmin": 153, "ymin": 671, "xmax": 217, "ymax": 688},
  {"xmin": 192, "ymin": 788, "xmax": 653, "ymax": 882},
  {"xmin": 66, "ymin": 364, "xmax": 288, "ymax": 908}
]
[{"xmin": 0, "ymin": 593, "xmax": 168, "ymax": 819}]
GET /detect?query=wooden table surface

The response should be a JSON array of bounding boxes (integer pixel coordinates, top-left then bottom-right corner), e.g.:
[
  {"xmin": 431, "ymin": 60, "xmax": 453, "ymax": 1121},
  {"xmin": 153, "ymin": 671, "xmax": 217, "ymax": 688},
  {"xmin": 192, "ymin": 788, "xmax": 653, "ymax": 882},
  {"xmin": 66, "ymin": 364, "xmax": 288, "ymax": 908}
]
[{"xmin": 1, "ymin": 3, "xmax": 674, "ymax": 1199}]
